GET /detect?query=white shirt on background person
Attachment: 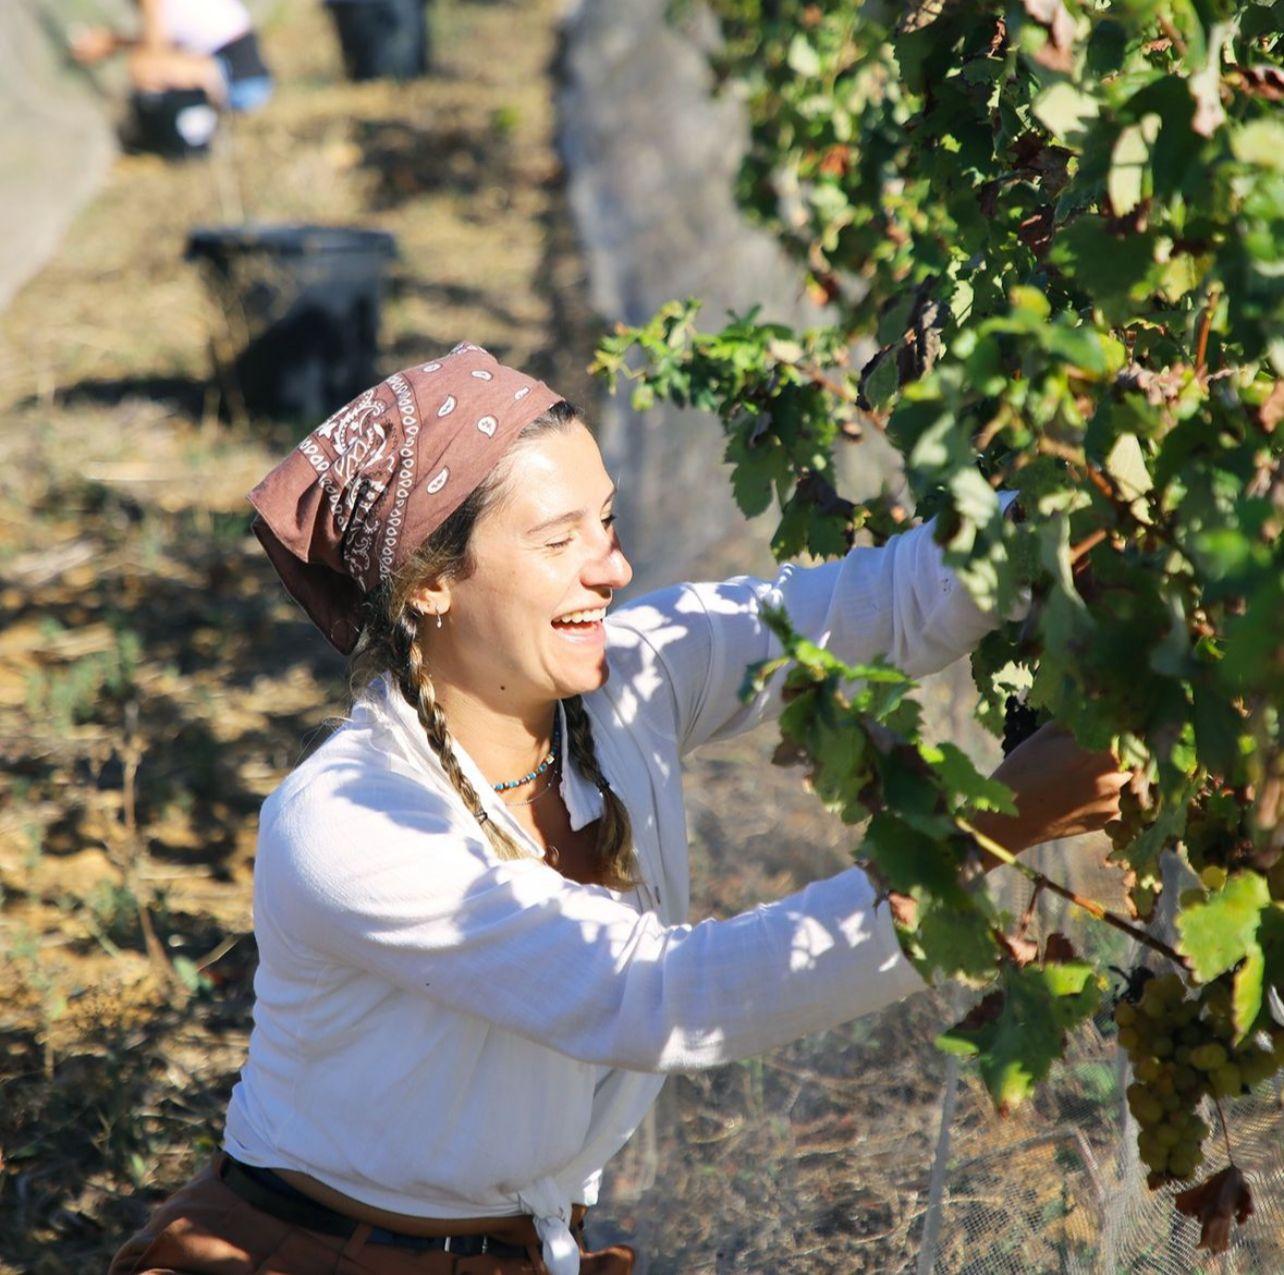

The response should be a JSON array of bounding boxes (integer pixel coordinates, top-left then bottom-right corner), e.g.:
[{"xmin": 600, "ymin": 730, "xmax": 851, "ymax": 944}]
[{"xmin": 157, "ymin": 0, "xmax": 251, "ymax": 55}]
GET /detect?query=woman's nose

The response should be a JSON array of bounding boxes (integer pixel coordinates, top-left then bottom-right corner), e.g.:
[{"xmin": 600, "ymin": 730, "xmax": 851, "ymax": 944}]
[
  {"xmin": 607, "ymin": 544, "xmax": 633, "ymax": 590},
  {"xmin": 586, "ymin": 529, "xmax": 632, "ymax": 590}
]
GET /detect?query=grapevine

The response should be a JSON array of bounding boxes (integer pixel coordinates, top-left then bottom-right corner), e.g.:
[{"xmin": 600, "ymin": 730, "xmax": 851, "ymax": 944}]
[{"xmin": 594, "ymin": 0, "xmax": 1284, "ymax": 1251}]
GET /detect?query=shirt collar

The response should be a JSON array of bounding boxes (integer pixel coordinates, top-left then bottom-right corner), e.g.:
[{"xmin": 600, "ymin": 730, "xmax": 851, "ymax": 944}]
[{"xmin": 358, "ymin": 676, "xmax": 606, "ymax": 836}]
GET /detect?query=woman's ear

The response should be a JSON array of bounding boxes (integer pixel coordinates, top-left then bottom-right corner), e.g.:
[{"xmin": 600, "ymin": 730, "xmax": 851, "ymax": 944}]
[{"xmin": 407, "ymin": 579, "xmax": 452, "ymax": 622}]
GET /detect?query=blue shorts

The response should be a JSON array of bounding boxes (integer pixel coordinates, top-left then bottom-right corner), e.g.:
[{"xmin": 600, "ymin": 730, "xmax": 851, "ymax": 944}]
[
  {"xmin": 213, "ymin": 31, "xmax": 274, "ymax": 114},
  {"xmin": 219, "ymin": 70, "xmax": 274, "ymax": 113}
]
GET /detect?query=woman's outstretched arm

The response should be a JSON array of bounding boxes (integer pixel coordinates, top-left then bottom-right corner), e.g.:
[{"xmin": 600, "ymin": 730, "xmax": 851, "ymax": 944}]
[
  {"xmin": 609, "ymin": 495, "xmax": 1023, "ymax": 755},
  {"xmin": 256, "ymin": 761, "xmax": 926, "ymax": 1073}
]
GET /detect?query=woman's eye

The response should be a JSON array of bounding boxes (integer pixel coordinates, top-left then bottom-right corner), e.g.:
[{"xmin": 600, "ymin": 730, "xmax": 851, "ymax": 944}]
[{"xmin": 546, "ymin": 515, "xmax": 614, "ymax": 550}]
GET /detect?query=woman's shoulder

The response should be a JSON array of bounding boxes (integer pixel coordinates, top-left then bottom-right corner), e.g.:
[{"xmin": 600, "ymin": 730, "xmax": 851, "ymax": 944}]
[
  {"xmin": 604, "ymin": 581, "xmax": 713, "ymax": 666},
  {"xmin": 258, "ymin": 714, "xmax": 466, "ymax": 858},
  {"xmin": 607, "ymin": 576, "xmax": 776, "ymax": 644},
  {"xmin": 603, "ymin": 577, "xmax": 771, "ymax": 691}
]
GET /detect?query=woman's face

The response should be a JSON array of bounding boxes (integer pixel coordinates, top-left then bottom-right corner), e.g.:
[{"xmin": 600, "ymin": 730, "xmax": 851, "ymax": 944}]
[{"xmin": 425, "ymin": 421, "xmax": 632, "ymax": 712}]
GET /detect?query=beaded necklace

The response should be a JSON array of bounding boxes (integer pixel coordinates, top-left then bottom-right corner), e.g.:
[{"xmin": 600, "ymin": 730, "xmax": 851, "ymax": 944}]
[
  {"xmin": 501, "ymin": 768, "xmax": 559, "ymax": 808},
  {"xmin": 490, "ymin": 729, "xmax": 559, "ymax": 792},
  {"xmin": 490, "ymin": 723, "xmax": 564, "ymax": 867}
]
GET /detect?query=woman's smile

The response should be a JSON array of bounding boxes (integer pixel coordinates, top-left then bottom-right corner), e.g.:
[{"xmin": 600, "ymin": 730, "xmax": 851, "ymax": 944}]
[{"xmin": 551, "ymin": 603, "xmax": 610, "ymax": 645}]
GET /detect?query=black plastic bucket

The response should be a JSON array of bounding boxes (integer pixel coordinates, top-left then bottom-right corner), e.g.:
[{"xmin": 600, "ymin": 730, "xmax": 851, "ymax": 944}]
[
  {"xmin": 325, "ymin": 0, "xmax": 430, "ymax": 81},
  {"xmin": 186, "ymin": 224, "xmax": 398, "ymax": 423},
  {"xmin": 125, "ymin": 88, "xmax": 219, "ymax": 159}
]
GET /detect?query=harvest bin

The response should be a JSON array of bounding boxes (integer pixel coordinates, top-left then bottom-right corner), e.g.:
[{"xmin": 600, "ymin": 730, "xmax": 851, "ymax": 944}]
[
  {"xmin": 186, "ymin": 224, "xmax": 397, "ymax": 423},
  {"xmin": 325, "ymin": 0, "xmax": 431, "ymax": 81},
  {"xmin": 125, "ymin": 88, "xmax": 219, "ymax": 159}
]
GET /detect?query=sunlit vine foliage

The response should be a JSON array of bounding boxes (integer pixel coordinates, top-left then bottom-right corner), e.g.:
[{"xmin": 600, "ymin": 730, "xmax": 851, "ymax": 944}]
[{"xmin": 593, "ymin": 0, "xmax": 1284, "ymax": 1248}]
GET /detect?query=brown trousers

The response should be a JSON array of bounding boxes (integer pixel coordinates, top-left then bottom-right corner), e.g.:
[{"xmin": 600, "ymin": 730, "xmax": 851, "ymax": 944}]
[{"xmin": 108, "ymin": 1159, "xmax": 635, "ymax": 1275}]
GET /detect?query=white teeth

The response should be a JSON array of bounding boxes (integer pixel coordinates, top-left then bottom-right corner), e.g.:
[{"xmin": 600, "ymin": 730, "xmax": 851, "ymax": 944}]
[{"xmin": 555, "ymin": 608, "xmax": 607, "ymax": 625}]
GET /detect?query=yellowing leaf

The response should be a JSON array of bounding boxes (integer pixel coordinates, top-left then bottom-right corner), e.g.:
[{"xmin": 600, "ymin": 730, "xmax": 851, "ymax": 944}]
[
  {"xmin": 1104, "ymin": 433, "xmax": 1153, "ymax": 523},
  {"xmin": 1108, "ymin": 114, "xmax": 1160, "ymax": 216},
  {"xmin": 1033, "ymin": 83, "xmax": 1099, "ymax": 143},
  {"xmin": 1177, "ymin": 872, "xmax": 1270, "ymax": 983},
  {"xmin": 1231, "ymin": 119, "xmax": 1284, "ymax": 173},
  {"xmin": 1232, "ymin": 945, "xmax": 1265, "ymax": 1044}
]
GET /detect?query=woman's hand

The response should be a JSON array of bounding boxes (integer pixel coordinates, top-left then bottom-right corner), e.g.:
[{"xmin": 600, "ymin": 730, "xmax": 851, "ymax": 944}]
[
  {"xmin": 70, "ymin": 25, "xmax": 119, "ymax": 65},
  {"xmin": 970, "ymin": 721, "xmax": 1129, "ymax": 857}
]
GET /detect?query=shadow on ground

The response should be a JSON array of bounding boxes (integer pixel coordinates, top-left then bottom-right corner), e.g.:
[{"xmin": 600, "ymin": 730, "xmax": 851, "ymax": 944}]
[
  {"xmin": 1, "ymin": 936, "xmax": 256, "ymax": 1274},
  {"xmin": 356, "ymin": 116, "xmax": 515, "ymax": 210},
  {"xmin": 39, "ymin": 376, "xmax": 211, "ymax": 422}
]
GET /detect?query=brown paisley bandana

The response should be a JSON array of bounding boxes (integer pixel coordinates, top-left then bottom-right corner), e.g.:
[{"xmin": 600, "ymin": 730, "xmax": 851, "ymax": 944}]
[{"xmin": 248, "ymin": 343, "xmax": 561, "ymax": 654}]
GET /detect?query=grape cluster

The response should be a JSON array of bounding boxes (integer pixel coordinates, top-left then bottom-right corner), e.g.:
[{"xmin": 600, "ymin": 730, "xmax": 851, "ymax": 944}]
[
  {"xmin": 1001, "ymin": 694, "xmax": 1047, "ymax": 756},
  {"xmin": 1115, "ymin": 972, "xmax": 1283, "ymax": 1188},
  {"xmin": 1183, "ymin": 786, "xmax": 1256, "ymax": 876}
]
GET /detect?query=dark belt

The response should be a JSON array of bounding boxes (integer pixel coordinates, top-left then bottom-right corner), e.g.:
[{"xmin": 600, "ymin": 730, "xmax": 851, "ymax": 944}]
[{"xmin": 217, "ymin": 1155, "xmax": 533, "ymax": 1259}]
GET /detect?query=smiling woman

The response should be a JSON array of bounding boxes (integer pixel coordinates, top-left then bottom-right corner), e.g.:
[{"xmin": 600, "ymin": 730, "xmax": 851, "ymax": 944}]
[{"xmin": 107, "ymin": 344, "xmax": 1128, "ymax": 1275}]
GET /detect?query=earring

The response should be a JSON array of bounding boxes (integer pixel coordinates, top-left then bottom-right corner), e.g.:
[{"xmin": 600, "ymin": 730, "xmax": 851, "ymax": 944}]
[{"xmin": 436, "ymin": 610, "xmax": 444, "ymax": 630}]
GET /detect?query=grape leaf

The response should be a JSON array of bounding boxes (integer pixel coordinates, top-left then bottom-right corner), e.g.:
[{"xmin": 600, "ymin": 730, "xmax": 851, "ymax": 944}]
[
  {"xmin": 1192, "ymin": 673, "xmax": 1244, "ymax": 777},
  {"xmin": 1104, "ymin": 432, "xmax": 1154, "ymax": 521},
  {"xmin": 1108, "ymin": 115, "xmax": 1160, "ymax": 217},
  {"xmin": 1232, "ymin": 945, "xmax": 1265, "ymax": 1045},
  {"xmin": 937, "ymin": 961, "xmax": 1103, "ymax": 1113},
  {"xmin": 1177, "ymin": 871, "xmax": 1270, "ymax": 983},
  {"xmin": 1232, "ymin": 120, "xmax": 1284, "ymax": 173},
  {"xmin": 906, "ymin": 891, "xmax": 998, "ymax": 982},
  {"xmin": 862, "ymin": 812, "xmax": 961, "ymax": 896},
  {"xmin": 922, "ymin": 741, "xmax": 1018, "ymax": 815},
  {"xmin": 1033, "ymin": 83, "xmax": 1099, "ymax": 143}
]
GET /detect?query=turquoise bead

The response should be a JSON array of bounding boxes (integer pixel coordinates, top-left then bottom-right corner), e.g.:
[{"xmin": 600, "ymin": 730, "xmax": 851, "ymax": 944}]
[{"xmin": 492, "ymin": 736, "xmax": 560, "ymax": 793}]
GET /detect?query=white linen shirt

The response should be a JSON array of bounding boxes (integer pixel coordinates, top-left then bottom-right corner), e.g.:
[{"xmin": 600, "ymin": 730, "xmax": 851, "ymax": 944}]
[{"xmin": 223, "ymin": 512, "xmax": 1012, "ymax": 1273}]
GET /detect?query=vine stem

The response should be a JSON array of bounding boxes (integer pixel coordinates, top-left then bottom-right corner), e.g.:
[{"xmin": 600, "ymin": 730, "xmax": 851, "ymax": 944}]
[
  {"xmin": 956, "ymin": 817, "xmax": 1190, "ymax": 969},
  {"xmin": 1069, "ymin": 527, "xmax": 1108, "ymax": 564},
  {"xmin": 1213, "ymin": 1093, "xmax": 1234, "ymax": 1164},
  {"xmin": 798, "ymin": 361, "xmax": 890, "ymax": 433},
  {"xmin": 801, "ymin": 362, "xmax": 859, "ymax": 403},
  {"xmin": 1195, "ymin": 285, "xmax": 1220, "ymax": 378},
  {"xmin": 1016, "ymin": 880, "xmax": 1044, "ymax": 941},
  {"xmin": 1156, "ymin": 14, "xmax": 1188, "ymax": 57}
]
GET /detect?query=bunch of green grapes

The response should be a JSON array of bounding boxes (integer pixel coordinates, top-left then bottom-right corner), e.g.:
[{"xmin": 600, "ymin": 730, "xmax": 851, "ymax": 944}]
[
  {"xmin": 1114, "ymin": 973, "xmax": 1284, "ymax": 1188},
  {"xmin": 1183, "ymin": 786, "xmax": 1256, "ymax": 878}
]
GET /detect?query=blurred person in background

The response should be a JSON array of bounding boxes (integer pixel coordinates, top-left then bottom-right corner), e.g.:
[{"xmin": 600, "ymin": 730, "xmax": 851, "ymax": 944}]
[
  {"xmin": 71, "ymin": 0, "xmax": 274, "ymax": 114},
  {"xmin": 108, "ymin": 344, "xmax": 1127, "ymax": 1275}
]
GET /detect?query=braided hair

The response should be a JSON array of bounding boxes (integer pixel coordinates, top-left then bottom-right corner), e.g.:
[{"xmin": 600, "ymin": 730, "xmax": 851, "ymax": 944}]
[{"xmin": 348, "ymin": 403, "xmax": 638, "ymax": 890}]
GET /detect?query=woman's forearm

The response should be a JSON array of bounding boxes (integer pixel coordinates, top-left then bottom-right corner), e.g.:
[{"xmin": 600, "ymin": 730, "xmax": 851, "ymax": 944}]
[{"xmin": 136, "ymin": 0, "xmax": 170, "ymax": 51}]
